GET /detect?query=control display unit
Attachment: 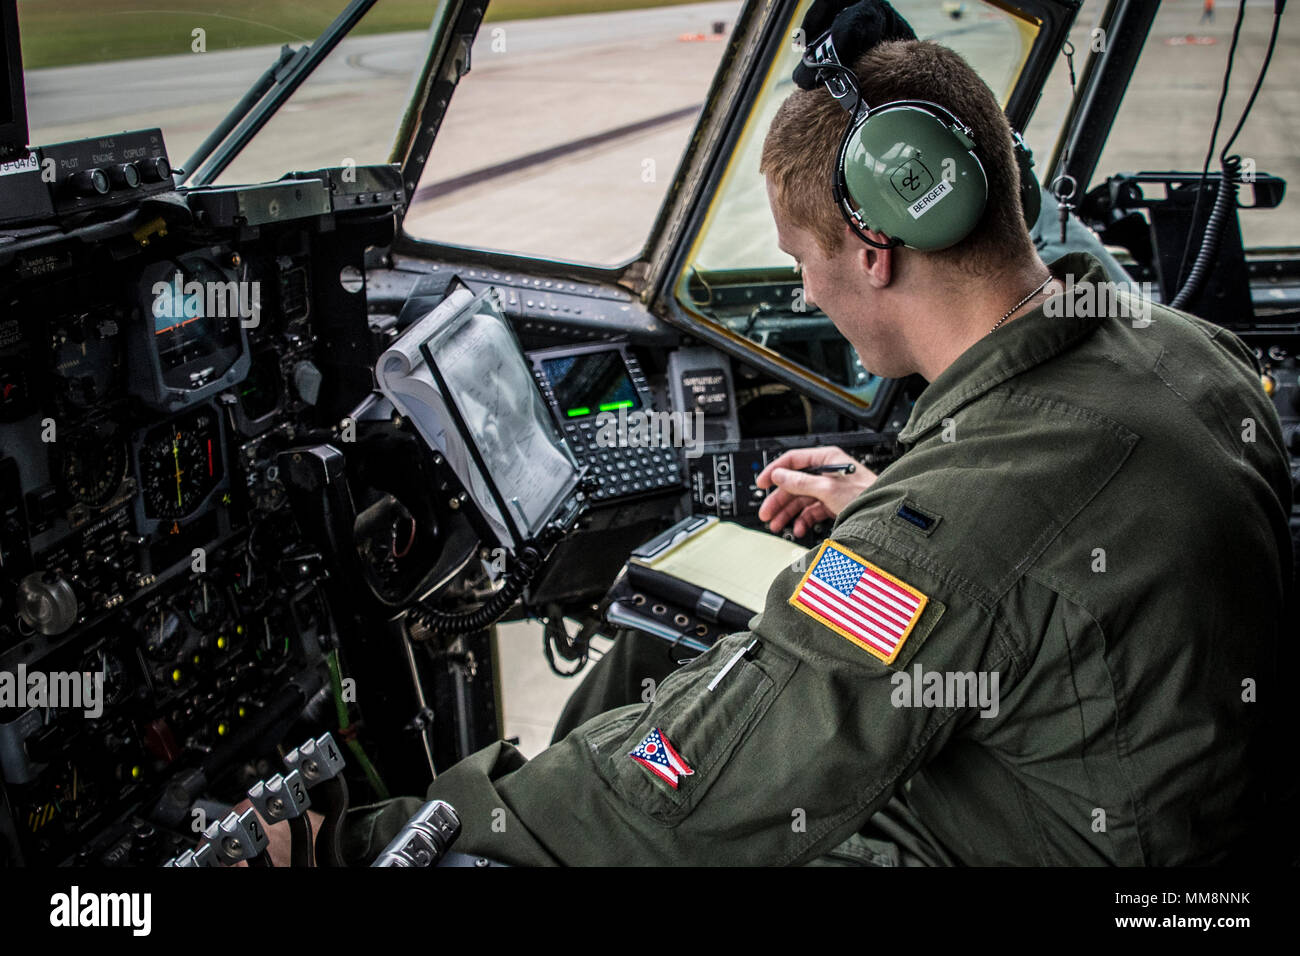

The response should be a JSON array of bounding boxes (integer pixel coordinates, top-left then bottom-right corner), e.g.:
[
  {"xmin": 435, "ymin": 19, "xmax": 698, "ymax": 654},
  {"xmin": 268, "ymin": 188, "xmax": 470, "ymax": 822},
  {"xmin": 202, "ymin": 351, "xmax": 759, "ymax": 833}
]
[{"xmin": 529, "ymin": 342, "xmax": 683, "ymax": 503}]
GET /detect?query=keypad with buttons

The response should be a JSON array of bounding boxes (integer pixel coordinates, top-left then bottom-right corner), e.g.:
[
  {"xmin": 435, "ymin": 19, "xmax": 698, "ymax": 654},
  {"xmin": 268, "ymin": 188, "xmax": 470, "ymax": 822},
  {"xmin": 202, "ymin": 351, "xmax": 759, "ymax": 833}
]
[
  {"xmin": 561, "ymin": 419, "xmax": 683, "ymax": 501},
  {"xmin": 530, "ymin": 343, "xmax": 688, "ymax": 505}
]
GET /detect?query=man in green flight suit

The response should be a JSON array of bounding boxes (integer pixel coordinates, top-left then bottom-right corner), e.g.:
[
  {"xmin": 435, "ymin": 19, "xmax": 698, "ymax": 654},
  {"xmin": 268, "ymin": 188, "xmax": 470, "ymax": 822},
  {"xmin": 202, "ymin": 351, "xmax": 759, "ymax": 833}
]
[{"xmin": 347, "ymin": 34, "xmax": 1294, "ymax": 867}]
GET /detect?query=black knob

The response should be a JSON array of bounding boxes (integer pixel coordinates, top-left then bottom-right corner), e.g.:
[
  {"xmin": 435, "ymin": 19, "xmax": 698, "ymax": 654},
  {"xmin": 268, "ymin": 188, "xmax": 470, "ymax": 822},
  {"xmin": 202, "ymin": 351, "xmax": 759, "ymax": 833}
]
[
  {"xmin": 130, "ymin": 822, "xmax": 159, "ymax": 864},
  {"xmin": 110, "ymin": 163, "xmax": 141, "ymax": 189},
  {"xmin": 68, "ymin": 168, "xmax": 110, "ymax": 197},
  {"xmin": 139, "ymin": 156, "xmax": 172, "ymax": 183}
]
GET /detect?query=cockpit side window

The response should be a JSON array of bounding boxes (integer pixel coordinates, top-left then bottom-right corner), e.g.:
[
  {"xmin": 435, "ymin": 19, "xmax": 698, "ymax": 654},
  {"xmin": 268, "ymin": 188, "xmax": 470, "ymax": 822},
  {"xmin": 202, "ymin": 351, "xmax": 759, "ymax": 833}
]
[
  {"xmin": 673, "ymin": 0, "xmax": 1051, "ymax": 411},
  {"xmin": 401, "ymin": 0, "xmax": 745, "ymax": 268}
]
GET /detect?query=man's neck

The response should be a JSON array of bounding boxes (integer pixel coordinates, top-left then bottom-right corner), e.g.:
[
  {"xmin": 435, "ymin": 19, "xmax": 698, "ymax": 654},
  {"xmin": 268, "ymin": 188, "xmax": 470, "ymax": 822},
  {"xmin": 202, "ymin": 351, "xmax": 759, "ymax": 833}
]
[{"xmin": 904, "ymin": 261, "xmax": 1057, "ymax": 382}]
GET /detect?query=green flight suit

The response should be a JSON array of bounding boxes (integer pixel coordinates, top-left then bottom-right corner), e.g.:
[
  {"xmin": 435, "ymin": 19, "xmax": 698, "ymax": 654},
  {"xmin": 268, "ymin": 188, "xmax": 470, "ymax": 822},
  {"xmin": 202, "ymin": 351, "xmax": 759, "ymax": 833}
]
[{"xmin": 350, "ymin": 252, "xmax": 1293, "ymax": 866}]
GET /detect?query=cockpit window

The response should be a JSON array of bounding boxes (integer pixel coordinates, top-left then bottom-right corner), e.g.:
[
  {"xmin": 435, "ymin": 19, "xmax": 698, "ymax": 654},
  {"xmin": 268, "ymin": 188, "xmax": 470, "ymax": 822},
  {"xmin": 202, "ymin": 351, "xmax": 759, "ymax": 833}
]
[
  {"xmin": 17, "ymin": 0, "xmax": 426, "ymax": 183},
  {"xmin": 211, "ymin": 1, "xmax": 436, "ymax": 187},
  {"xmin": 684, "ymin": 0, "xmax": 1041, "ymax": 277},
  {"xmin": 400, "ymin": 0, "xmax": 745, "ymax": 267},
  {"xmin": 1090, "ymin": 0, "xmax": 1299, "ymax": 250},
  {"xmin": 672, "ymin": 0, "xmax": 1047, "ymax": 409}
]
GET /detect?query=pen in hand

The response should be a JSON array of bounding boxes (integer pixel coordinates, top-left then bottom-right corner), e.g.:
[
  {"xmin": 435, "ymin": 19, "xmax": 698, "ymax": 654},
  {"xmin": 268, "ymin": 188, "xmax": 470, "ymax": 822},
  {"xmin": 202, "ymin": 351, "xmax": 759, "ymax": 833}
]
[{"xmin": 798, "ymin": 463, "xmax": 857, "ymax": 475}]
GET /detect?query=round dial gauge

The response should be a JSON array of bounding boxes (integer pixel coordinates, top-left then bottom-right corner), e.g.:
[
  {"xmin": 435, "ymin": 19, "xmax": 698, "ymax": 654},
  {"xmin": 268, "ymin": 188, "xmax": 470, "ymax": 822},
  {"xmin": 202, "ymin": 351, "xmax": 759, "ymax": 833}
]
[
  {"xmin": 139, "ymin": 410, "xmax": 222, "ymax": 520},
  {"xmin": 139, "ymin": 606, "xmax": 184, "ymax": 661},
  {"xmin": 62, "ymin": 436, "xmax": 128, "ymax": 508},
  {"xmin": 184, "ymin": 579, "xmax": 228, "ymax": 630},
  {"xmin": 81, "ymin": 646, "xmax": 132, "ymax": 709}
]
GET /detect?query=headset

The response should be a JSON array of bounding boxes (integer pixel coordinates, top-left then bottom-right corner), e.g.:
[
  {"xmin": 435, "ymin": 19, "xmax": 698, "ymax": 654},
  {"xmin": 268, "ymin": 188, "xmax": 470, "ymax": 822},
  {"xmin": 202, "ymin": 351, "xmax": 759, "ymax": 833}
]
[{"xmin": 803, "ymin": 33, "xmax": 1040, "ymax": 251}]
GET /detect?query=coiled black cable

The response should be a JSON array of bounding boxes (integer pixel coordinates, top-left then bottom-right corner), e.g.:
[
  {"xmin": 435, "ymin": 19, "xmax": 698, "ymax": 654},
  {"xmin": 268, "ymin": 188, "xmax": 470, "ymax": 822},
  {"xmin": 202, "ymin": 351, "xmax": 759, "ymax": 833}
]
[
  {"xmin": 1170, "ymin": 155, "xmax": 1241, "ymax": 311},
  {"xmin": 409, "ymin": 544, "xmax": 545, "ymax": 638},
  {"xmin": 1172, "ymin": 1, "xmax": 1284, "ymax": 310}
]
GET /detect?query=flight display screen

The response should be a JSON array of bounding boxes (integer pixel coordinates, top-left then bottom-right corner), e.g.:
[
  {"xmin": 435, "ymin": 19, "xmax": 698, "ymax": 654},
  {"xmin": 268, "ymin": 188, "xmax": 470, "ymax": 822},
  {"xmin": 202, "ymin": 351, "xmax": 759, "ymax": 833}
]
[
  {"xmin": 540, "ymin": 350, "xmax": 641, "ymax": 420},
  {"xmin": 143, "ymin": 257, "xmax": 244, "ymax": 382}
]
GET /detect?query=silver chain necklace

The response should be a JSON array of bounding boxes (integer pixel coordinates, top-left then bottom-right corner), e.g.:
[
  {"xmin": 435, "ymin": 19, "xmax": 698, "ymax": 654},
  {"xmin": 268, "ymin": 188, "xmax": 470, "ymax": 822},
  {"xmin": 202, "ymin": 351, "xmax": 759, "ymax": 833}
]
[{"xmin": 988, "ymin": 275, "xmax": 1054, "ymax": 335}]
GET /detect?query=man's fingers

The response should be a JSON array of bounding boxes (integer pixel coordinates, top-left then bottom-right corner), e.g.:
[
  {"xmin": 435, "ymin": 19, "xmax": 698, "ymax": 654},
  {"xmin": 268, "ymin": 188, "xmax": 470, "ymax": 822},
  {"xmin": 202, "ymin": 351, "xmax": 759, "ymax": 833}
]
[
  {"xmin": 756, "ymin": 451, "xmax": 807, "ymax": 489},
  {"xmin": 792, "ymin": 502, "xmax": 834, "ymax": 539},
  {"xmin": 756, "ymin": 446, "xmax": 853, "ymax": 488},
  {"xmin": 757, "ymin": 485, "xmax": 791, "ymax": 523},
  {"xmin": 765, "ymin": 492, "xmax": 814, "ymax": 534},
  {"xmin": 767, "ymin": 467, "xmax": 837, "ymax": 501}
]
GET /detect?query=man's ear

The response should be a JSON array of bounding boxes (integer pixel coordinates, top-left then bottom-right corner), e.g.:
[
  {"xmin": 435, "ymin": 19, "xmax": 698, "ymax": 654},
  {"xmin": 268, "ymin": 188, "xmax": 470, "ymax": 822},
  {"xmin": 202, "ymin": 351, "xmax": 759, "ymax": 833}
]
[{"xmin": 846, "ymin": 223, "xmax": 893, "ymax": 288}]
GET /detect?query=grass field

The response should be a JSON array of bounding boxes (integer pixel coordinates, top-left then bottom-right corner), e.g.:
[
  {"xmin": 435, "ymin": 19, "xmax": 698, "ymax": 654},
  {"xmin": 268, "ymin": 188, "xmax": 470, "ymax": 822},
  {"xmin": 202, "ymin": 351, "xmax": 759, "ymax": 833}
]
[{"xmin": 16, "ymin": 0, "xmax": 713, "ymax": 68}]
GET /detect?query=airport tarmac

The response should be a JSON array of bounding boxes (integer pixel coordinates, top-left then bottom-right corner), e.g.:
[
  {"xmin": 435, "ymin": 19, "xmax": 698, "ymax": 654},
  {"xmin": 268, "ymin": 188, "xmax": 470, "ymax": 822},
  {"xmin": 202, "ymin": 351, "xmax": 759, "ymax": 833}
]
[{"xmin": 25, "ymin": 1, "xmax": 1297, "ymax": 262}]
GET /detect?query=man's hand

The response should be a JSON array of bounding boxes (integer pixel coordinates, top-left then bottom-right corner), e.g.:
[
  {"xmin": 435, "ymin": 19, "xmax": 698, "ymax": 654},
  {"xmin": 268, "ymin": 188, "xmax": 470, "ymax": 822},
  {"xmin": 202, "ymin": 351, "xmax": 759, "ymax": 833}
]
[
  {"xmin": 755, "ymin": 446, "xmax": 877, "ymax": 537},
  {"xmin": 226, "ymin": 798, "xmax": 325, "ymax": 867}
]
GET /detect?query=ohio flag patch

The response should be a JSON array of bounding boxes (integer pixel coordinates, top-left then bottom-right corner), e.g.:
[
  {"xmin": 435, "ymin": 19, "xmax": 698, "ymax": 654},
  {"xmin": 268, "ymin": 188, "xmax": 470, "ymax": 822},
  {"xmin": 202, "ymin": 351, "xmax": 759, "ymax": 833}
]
[
  {"xmin": 628, "ymin": 728, "xmax": 694, "ymax": 789},
  {"xmin": 789, "ymin": 541, "xmax": 928, "ymax": 665}
]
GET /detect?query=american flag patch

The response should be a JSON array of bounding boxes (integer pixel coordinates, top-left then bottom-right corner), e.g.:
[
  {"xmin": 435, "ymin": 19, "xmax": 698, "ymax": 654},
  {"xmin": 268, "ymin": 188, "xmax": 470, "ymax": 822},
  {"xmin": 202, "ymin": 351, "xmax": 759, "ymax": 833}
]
[
  {"xmin": 789, "ymin": 541, "xmax": 928, "ymax": 664},
  {"xmin": 628, "ymin": 727, "xmax": 694, "ymax": 789}
]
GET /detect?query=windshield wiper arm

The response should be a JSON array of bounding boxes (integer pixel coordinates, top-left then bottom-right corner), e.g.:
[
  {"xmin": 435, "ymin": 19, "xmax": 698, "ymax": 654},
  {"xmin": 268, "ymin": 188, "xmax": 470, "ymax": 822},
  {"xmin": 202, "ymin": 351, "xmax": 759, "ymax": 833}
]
[
  {"xmin": 181, "ymin": 44, "xmax": 308, "ymax": 184},
  {"xmin": 183, "ymin": 0, "xmax": 382, "ymax": 186}
]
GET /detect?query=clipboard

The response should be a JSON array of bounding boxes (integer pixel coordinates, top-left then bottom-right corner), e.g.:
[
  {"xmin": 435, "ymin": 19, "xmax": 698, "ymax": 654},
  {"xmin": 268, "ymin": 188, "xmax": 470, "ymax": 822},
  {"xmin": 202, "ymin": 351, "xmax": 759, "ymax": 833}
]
[{"xmin": 607, "ymin": 516, "xmax": 809, "ymax": 648}]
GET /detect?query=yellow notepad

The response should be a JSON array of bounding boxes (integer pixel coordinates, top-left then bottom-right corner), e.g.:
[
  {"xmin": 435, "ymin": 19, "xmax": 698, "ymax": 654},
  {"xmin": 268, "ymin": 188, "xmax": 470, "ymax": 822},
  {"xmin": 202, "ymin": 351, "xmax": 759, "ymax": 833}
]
[{"xmin": 632, "ymin": 518, "xmax": 808, "ymax": 613}]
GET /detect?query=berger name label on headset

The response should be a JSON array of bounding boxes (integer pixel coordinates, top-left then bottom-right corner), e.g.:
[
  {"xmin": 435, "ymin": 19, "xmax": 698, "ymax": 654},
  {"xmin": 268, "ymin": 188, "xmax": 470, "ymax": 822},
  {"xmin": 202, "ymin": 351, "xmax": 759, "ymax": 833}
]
[{"xmin": 892, "ymin": 157, "xmax": 953, "ymax": 219}]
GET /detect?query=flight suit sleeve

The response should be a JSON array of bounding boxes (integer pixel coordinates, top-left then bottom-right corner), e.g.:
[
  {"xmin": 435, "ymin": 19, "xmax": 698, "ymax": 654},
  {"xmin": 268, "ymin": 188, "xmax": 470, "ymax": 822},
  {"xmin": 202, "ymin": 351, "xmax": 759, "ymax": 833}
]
[{"xmin": 407, "ymin": 528, "xmax": 1020, "ymax": 865}]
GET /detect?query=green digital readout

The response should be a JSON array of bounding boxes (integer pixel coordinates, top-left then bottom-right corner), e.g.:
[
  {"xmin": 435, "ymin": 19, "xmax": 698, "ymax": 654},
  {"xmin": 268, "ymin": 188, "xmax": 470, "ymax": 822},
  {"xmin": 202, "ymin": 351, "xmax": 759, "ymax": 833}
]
[{"xmin": 542, "ymin": 350, "xmax": 642, "ymax": 421}]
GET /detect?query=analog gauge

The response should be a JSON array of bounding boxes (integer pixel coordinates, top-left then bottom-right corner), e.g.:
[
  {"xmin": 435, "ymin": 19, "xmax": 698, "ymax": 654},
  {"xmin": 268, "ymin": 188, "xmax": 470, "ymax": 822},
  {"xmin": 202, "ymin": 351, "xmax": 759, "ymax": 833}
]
[
  {"xmin": 184, "ymin": 579, "xmax": 227, "ymax": 630},
  {"xmin": 139, "ymin": 606, "xmax": 184, "ymax": 661},
  {"xmin": 138, "ymin": 409, "xmax": 223, "ymax": 520},
  {"xmin": 81, "ymin": 646, "xmax": 131, "ymax": 709},
  {"xmin": 62, "ymin": 436, "xmax": 128, "ymax": 508}
]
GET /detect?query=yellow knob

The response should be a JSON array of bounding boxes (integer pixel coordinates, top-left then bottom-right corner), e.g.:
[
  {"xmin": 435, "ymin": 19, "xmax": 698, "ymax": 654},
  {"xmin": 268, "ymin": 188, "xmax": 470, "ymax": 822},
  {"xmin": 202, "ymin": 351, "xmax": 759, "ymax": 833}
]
[
  {"xmin": 216, "ymin": 635, "xmax": 227, "ymax": 650},
  {"xmin": 1261, "ymin": 374, "xmax": 1276, "ymax": 396},
  {"xmin": 171, "ymin": 669, "xmax": 182, "ymax": 683},
  {"xmin": 216, "ymin": 722, "xmax": 227, "ymax": 737},
  {"xmin": 130, "ymin": 766, "xmax": 141, "ymax": 780}
]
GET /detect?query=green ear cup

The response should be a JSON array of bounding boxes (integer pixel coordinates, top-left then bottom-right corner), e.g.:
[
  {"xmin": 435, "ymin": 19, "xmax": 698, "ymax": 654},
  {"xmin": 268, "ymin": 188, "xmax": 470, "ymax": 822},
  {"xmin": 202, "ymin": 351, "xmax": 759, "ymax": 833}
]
[{"xmin": 839, "ymin": 104, "xmax": 988, "ymax": 251}]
